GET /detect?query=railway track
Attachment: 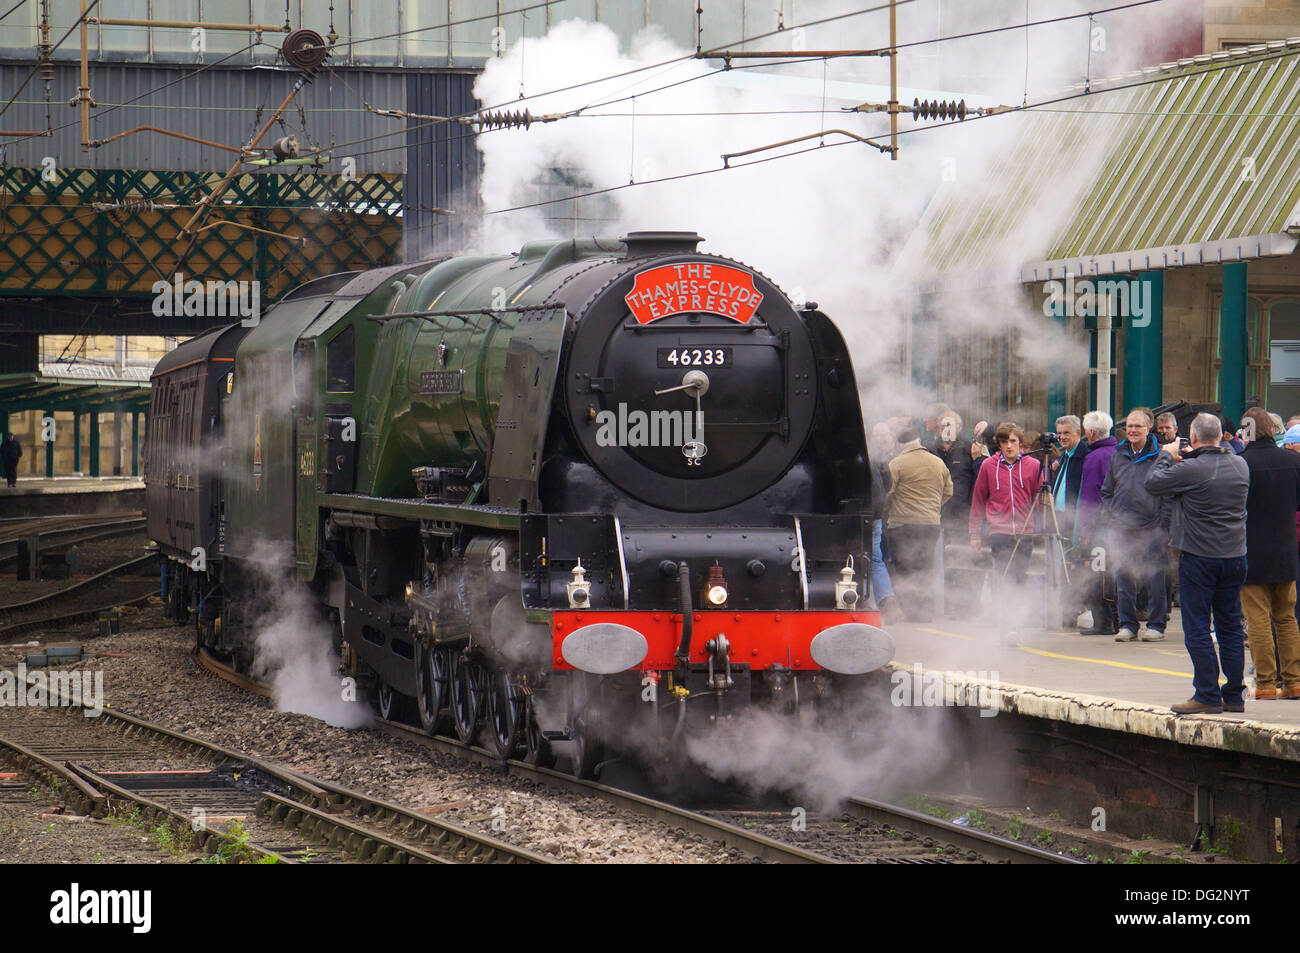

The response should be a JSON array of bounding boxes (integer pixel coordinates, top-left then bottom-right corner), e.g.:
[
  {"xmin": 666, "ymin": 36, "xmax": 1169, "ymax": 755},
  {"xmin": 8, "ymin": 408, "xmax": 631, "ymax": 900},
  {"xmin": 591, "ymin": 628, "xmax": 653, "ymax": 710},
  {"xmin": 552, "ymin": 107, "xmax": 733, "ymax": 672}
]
[
  {"xmin": 0, "ymin": 552, "xmax": 157, "ymax": 611},
  {"xmin": 195, "ymin": 647, "xmax": 829, "ymax": 863},
  {"xmin": 0, "ymin": 671, "xmax": 552, "ymax": 865},
  {"xmin": 195, "ymin": 648, "xmax": 1078, "ymax": 864},
  {"xmin": 0, "ymin": 513, "xmax": 146, "ymax": 563},
  {"xmin": 0, "ymin": 565, "xmax": 159, "ymax": 642}
]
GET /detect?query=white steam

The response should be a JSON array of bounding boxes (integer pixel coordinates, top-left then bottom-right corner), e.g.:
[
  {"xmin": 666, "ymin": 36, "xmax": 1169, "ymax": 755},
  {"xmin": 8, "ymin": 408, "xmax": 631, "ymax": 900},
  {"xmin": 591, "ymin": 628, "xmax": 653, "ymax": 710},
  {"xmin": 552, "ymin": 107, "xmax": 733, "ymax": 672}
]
[
  {"xmin": 467, "ymin": 2, "xmax": 1188, "ymax": 419},
  {"xmin": 243, "ymin": 540, "xmax": 372, "ymax": 729},
  {"xmin": 681, "ymin": 686, "xmax": 956, "ymax": 811}
]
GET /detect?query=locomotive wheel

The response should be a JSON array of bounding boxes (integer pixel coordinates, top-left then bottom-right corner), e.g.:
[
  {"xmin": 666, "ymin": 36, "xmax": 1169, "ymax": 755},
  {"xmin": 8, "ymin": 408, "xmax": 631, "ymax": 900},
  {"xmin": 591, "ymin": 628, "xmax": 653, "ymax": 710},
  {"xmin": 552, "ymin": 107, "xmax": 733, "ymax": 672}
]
[
  {"xmin": 486, "ymin": 670, "xmax": 523, "ymax": 759},
  {"xmin": 450, "ymin": 653, "xmax": 483, "ymax": 745},
  {"xmin": 570, "ymin": 703, "xmax": 604, "ymax": 780},
  {"xmin": 415, "ymin": 644, "xmax": 449, "ymax": 736},
  {"xmin": 376, "ymin": 680, "xmax": 410, "ymax": 723},
  {"xmin": 523, "ymin": 696, "xmax": 554, "ymax": 768}
]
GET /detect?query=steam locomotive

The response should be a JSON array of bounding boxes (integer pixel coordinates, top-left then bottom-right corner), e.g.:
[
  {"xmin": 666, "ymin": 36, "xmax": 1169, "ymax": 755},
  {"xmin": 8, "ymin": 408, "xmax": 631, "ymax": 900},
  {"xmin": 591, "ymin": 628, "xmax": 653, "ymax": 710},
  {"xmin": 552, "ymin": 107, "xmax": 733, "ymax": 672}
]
[{"xmin": 144, "ymin": 231, "xmax": 892, "ymax": 778}]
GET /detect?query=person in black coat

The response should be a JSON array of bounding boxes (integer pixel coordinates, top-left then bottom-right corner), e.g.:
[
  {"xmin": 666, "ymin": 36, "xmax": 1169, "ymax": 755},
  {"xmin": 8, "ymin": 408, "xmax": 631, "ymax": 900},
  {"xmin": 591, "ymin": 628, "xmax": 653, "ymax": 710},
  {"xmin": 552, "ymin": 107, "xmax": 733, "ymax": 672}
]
[
  {"xmin": 928, "ymin": 410, "xmax": 978, "ymax": 535},
  {"xmin": 1239, "ymin": 408, "xmax": 1300, "ymax": 699},
  {"xmin": 928, "ymin": 410, "xmax": 981, "ymax": 617},
  {"xmin": 1, "ymin": 432, "xmax": 20, "ymax": 488}
]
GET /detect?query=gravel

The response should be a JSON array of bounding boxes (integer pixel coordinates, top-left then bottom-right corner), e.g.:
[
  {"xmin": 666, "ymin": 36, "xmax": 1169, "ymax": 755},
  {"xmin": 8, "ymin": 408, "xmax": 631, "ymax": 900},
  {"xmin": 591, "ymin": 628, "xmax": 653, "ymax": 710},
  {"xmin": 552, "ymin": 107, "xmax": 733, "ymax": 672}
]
[{"xmin": 0, "ymin": 604, "xmax": 746, "ymax": 863}]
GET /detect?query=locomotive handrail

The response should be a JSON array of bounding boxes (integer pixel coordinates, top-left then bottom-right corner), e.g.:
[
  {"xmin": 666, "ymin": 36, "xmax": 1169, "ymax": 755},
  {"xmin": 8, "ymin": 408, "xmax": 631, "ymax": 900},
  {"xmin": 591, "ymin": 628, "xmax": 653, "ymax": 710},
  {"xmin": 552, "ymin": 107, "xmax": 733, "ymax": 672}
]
[{"xmin": 368, "ymin": 304, "xmax": 558, "ymax": 326}]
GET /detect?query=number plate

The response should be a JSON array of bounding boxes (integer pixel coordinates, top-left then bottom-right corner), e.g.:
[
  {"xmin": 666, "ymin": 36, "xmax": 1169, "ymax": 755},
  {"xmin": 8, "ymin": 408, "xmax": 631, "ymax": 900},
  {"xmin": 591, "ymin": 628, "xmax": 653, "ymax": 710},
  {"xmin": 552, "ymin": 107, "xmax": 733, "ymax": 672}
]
[
  {"xmin": 419, "ymin": 370, "xmax": 463, "ymax": 394},
  {"xmin": 657, "ymin": 347, "xmax": 731, "ymax": 368}
]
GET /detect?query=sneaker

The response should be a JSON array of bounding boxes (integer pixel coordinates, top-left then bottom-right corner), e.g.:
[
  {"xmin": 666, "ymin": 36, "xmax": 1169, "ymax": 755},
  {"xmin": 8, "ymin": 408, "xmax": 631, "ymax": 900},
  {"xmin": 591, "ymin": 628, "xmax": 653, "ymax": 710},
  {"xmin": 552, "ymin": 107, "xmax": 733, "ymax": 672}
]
[
  {"xmin": 1115, "ymin": 627, "xmax": 1137, "ymax": 642},
  {"xmin": 1139, "ymin": 628, "xmax": 1165, "ymax": 642},
  {"xmin": 1076, "ymin": 610, "xmax": 1094, "ymax": 629}
]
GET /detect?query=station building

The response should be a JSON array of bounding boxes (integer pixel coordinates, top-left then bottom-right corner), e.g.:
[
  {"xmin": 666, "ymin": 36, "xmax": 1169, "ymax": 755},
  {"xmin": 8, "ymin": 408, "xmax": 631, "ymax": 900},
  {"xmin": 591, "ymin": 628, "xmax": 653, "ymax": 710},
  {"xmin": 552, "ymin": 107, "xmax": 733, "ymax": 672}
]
[{"xmin": 904, "ymin": 6, "xmax": 1300, "ymax": 430}]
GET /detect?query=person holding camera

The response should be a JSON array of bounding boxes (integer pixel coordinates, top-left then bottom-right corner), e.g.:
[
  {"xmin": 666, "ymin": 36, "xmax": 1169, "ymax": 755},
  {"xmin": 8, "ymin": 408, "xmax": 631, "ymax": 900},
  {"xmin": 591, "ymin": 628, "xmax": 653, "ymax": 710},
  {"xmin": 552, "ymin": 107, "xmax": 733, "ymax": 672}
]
[
  {"xmin": 1101, "ymin": 408, "xmax": 1170, "ymax": 642},
  {"xmin": 1145, "ymin": 413, "xmax": 1250, "ymax": 714},
  {"xmin": 887, "ymin": 428, "xmax": 953, "ymax": 623}
]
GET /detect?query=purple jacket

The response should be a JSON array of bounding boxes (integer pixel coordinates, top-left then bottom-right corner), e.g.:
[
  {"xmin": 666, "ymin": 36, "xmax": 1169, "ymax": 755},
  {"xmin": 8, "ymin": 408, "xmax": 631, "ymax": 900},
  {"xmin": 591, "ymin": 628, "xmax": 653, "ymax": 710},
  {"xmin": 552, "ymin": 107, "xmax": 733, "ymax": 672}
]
[{"xmin": 1077, "ymin": 436, "xmax": 1118, "ymax": 539}]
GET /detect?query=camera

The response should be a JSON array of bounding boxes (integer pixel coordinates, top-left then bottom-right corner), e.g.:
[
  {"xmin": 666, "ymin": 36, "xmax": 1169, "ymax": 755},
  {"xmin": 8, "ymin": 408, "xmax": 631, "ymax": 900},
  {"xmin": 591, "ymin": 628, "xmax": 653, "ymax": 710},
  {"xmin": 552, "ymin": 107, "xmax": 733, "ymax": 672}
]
[{"xmin": 1037, "ymin": 431, "xmax": 1061, "ymax": 449}]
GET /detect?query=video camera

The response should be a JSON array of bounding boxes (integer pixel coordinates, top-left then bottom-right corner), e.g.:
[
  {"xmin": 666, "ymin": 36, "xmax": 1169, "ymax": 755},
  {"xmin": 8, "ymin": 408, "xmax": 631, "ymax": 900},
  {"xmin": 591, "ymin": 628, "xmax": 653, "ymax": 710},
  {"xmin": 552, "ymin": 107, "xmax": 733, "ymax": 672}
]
[{"xmin": 1037, "ymin": 431, "xmax": 1061, "ymax": 450}]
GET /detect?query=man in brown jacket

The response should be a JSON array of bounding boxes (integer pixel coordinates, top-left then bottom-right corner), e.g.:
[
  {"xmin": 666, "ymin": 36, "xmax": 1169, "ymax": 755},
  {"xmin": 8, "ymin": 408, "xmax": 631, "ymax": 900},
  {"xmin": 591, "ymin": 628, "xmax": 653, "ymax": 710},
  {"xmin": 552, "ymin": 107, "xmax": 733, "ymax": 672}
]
[{"xmin": 888, "ymin": 428, "xmax": 954, "ymax": 622}]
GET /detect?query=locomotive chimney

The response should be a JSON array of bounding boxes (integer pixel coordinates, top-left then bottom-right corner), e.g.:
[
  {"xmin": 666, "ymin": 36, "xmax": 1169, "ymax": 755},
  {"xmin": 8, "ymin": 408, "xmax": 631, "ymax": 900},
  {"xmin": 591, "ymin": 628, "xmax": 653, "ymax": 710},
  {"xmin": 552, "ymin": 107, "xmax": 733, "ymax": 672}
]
[{"xmin": 620, "ymin": 231, "xmax": 704, "ymax": 258}]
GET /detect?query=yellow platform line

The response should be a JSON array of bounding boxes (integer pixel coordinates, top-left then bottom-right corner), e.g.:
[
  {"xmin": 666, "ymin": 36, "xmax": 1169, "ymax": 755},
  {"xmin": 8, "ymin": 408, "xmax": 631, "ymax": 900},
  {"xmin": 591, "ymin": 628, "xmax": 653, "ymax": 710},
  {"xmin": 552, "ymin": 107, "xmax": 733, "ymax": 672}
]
[
  {"xmin": 1018, "ymin": 645, "xmax": 1191, "ymax": 678},
  {"xmin": 914, "ymin": 626, "xmax": 974, "ymax": 641}
]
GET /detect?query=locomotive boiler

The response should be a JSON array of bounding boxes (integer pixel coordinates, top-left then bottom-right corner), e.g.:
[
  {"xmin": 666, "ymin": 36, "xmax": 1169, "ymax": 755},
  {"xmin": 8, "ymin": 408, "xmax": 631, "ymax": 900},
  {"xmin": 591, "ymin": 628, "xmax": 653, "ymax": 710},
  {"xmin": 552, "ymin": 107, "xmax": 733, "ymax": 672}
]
[{"xmin": 145, "ymin": 231, "xmax": 892, "ymax": 778}]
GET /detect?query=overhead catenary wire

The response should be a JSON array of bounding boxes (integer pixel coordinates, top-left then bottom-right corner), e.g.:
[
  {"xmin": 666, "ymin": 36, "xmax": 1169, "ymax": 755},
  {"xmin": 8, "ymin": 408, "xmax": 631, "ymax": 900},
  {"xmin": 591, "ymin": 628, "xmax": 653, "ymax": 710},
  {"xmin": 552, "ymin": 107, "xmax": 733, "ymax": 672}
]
[
  {"xmin": 479, "ymin": 40, "xmax": 1300, "ymax": 216},
  {"xmin": 0, "ymin": 0, "xmax": 100, "ymax": 126}
]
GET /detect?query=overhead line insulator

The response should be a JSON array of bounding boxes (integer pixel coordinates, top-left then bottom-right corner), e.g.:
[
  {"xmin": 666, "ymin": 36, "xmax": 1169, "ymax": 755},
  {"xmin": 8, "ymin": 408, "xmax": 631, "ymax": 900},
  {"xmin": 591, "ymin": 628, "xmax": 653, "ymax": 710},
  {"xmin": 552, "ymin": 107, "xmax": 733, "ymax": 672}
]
[{"xmin": 911, "ymin": 98, "xmax": 968, "ymax": 122}]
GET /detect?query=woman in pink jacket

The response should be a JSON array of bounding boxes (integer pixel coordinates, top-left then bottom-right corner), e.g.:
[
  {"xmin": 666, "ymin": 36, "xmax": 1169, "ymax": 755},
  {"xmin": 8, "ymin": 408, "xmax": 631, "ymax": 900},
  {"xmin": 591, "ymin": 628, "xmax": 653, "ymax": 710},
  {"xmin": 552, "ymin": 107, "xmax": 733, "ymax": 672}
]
[{"xmin": 969, "ymin": 422, "xmax": 1042, "ymax": 587}]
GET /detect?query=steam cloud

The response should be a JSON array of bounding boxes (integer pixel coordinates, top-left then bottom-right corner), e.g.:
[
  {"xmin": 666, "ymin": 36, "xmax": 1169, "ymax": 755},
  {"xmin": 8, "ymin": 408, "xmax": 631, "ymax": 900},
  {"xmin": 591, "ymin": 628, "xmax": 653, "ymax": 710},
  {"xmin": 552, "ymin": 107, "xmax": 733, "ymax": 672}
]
[
  {"xmin": 244, "ymin": 539, "xmax": 372, "ymax": 729},
  {"xmin": 468, "ymin": 2, "xmax": 1191, "ymax": 419}
]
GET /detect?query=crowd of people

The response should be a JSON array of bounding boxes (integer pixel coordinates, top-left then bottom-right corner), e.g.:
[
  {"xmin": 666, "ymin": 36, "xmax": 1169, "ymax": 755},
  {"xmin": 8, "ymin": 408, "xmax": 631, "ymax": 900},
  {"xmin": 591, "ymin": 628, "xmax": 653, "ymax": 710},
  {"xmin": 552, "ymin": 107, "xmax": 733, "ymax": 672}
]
[{"xmin": 869, "ymin": 401, "xmax": 1300, "ymax": 715}]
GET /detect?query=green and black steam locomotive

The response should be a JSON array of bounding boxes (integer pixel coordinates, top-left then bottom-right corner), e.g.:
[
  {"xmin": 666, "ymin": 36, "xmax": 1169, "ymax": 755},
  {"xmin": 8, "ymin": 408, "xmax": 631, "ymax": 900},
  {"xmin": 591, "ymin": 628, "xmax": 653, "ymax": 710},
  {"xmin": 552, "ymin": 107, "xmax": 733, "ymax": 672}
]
[{"xmin": 145, "ymin": 231, "xmax": 891, "ymax": 777}]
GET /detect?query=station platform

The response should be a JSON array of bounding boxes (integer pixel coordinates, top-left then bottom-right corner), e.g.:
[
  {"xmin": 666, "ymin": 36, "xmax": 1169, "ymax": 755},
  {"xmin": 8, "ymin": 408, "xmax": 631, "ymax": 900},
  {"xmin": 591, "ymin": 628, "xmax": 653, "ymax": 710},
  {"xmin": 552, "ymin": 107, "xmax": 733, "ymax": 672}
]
[
  {"xmin": 887, "ymin": 611, "xmax": 1300, "ymax": 764},
  {"xmin": 0, "ymin": 477, "xmax": 144, "ymax": 517}
]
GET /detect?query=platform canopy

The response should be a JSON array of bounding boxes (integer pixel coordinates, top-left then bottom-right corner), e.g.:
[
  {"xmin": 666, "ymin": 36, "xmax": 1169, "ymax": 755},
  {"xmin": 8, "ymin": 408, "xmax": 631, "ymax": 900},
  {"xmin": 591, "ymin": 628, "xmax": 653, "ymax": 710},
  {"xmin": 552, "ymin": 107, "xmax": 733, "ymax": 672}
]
[
  {"xmin": 898, "ymin": 38, "xmax": 1300, "ymax": 287},
  {"xmin": 0, "ymin": 362, "xmax": 151, "ymax": 413}
]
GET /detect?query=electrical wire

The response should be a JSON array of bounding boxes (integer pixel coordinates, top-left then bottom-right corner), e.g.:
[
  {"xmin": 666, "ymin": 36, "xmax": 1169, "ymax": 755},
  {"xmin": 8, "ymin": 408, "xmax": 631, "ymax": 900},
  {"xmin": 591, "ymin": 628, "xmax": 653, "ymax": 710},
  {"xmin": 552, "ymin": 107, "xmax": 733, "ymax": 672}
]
[
  {"xmin": 481, "ymin": 40, "xmax": 1300, "ymax": 215},
  {"xmin": 0, "ymin": 41, "xmax": 267, "ymax": 150},
  {"xmin": 0, "ymin": 0, "xmax": 99, "ymax": 125}
]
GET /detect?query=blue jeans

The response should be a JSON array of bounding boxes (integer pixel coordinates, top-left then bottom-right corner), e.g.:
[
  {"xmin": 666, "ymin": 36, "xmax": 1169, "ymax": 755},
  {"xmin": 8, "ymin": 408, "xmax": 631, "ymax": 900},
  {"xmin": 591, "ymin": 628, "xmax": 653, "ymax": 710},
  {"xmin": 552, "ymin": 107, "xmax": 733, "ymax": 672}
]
[
  {"xmin": 1178, "ymin": 553, "xmax": 1248, "ymax": 706},
  {"xmin": 870, "ymin": 520, "xmax": 894, "ymax": 604},
  {"xmin": 1116, "ymin": 535, "xmax": 1169, "ymax": 633}
]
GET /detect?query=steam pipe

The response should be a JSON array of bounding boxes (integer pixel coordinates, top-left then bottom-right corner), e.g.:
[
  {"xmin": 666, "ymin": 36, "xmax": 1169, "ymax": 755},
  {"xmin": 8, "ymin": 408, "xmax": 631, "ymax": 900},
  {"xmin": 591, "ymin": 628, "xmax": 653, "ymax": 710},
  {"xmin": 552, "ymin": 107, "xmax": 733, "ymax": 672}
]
[{"xmin": 675, "ymin": 562, "xmax": 692, "ymax": 668}]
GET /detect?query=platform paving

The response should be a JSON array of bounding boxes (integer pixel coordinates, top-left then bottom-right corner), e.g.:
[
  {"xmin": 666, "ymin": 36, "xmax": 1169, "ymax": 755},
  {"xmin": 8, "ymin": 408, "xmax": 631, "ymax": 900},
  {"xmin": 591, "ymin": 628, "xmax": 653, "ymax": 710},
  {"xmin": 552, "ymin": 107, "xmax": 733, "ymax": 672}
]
[{"xmin": 887, "ymin": 609, "xmax": 1300, "ymax": 764}]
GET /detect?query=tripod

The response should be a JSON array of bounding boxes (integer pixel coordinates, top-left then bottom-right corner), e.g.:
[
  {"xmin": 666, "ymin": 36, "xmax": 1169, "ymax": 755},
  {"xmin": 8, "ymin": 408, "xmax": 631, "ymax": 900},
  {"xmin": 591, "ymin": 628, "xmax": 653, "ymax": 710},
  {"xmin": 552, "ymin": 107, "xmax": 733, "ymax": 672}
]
[{"xmin": 999, "ymin": 446, "xmax": 1073, "ymax": 627}]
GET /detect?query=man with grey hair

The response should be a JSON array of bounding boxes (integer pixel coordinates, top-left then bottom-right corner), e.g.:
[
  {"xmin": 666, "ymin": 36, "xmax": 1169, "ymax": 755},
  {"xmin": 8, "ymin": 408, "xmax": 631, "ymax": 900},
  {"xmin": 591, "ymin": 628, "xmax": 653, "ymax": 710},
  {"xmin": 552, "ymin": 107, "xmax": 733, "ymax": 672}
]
[
  {"xmin": 1102, "ymin": 408, "xmax": 1170, "ymax": 642},
  {"xmin": 1077, "ymin": 410, "xmax": 1119, "ymax": 634},
  {"xmin": 1145, "ymin": 412, "xmax": 1251, "ymax": 714}
]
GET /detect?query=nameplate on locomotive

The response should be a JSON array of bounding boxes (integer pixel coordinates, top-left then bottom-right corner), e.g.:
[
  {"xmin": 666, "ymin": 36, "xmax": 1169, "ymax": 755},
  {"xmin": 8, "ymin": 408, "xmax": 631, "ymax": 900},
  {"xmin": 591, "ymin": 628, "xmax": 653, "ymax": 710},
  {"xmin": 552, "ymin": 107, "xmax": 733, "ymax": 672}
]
[
  {"xmin": 419, "ymin": 370, "xmax": 463, "ymax": 394},
  {"xmin": 625, "ymin": 263, "xmax": 763, "ymax": 324}
]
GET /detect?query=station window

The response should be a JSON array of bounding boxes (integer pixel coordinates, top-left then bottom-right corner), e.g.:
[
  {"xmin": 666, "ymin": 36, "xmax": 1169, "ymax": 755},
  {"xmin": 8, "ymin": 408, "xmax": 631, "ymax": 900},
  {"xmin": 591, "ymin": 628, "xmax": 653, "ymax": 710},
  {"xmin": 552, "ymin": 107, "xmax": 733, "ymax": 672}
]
[{"xmin": 327, "ymin": 325, "xmax": 356, "ymax": 393}]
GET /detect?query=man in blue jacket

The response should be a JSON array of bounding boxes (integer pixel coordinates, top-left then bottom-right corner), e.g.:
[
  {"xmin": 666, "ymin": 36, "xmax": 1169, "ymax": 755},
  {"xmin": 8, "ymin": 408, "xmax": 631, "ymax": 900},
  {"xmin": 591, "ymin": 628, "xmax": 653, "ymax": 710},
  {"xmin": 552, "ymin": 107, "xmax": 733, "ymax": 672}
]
[
  {"xmin": 1101, "ymin": 409, "xmax": 1169, "ymax": 642},
  {"xmin": 1145, "ymin": 413, "xmax": 1251, "ymax": 715}
]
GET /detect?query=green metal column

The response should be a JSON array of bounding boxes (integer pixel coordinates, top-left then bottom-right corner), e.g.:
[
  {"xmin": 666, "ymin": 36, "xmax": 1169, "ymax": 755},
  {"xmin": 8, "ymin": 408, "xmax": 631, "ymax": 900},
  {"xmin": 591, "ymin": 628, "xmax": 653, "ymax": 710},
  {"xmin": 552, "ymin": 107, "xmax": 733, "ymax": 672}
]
[
  {"xmin": 1221, "ymin": 262, "xmax": 1249, "ymax": 423},
  {"xmin": 73, "ymin": 411, "xmax": 81, "ymax": 473},
  {"xmin": 1048, "ymin": 311, "xmax": 1067, "ymax": 425},
  {"xmin": 0, "ymin": 411, "xmax": 8, "ymax": 436},
  {"xmin": 131, "ymin": 412, "xmax": 139, "ymax": 477},
  {"xmin": 44, "ymin": 410, "xmax": 54, "ymax": 477},
  {"xmin": 1121, "ymin": 271, "xmax": 1164, "ymax": 411},
  {"xmin": 89, "ymin": 410, "xmax": 100, "ymax": 477}
]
